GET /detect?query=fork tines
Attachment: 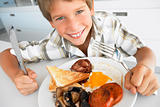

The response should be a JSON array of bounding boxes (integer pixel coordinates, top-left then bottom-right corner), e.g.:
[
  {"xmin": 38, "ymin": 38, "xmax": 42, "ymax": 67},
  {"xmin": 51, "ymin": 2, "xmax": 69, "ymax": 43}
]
[{"xmin": 92, "ymin": 40, "xmax": 116, "ymax": 57}]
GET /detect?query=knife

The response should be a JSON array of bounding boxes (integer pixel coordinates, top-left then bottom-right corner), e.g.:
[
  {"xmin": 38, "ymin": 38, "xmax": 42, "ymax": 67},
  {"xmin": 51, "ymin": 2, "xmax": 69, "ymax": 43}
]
[{"xmin": 9, "ymin": 26, "xmax": 28, "ymax": 75}]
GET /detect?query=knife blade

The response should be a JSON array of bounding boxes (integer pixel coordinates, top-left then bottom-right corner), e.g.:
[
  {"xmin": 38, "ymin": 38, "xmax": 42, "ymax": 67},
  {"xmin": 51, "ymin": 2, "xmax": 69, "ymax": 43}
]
[{"xmin": 9, "ymin": 26, "xmax": 28, "ymax": 75}]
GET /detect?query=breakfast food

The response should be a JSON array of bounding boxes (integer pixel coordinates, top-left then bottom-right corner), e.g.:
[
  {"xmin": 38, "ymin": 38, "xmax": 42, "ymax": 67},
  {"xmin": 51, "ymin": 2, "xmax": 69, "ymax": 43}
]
[
  {"xmin": 71, "ymin": 59, "xmax": 92, "ymax": 84},
  {"xmin": 89, "ymin": 87, "xmax": 114, "ymax": 107},
  {"xmin": 71, "ymin": 59, "xmax": 92, "ymax": 73},
  {"xmin": 47, "ymin": 59, "xmax": 123, "ymax": 107},
  {"xmin": 49, "ymin": 78, "xmax": 57, "ymax": 92},
  {"xmin": 55, "ymin": 86, "xmax": 90, "ymax": 107},
  {"xmin": 83, "ymin": 72, "xmax": 112, "ymax": 89},
  {"xmin": 101, "ymin": 83, "xmax": 123, "ymax": 105},
  {"xmin": 47, "ymin": 66, "xmax": 90, "ymax": 91},
  {"xmin": 89, "ymin": 83, "xmax": 123, "ymax": 107}
]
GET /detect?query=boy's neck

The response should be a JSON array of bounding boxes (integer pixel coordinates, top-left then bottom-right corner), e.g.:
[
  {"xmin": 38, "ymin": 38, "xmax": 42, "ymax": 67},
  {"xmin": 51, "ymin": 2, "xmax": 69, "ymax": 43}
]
[{"xmin": 76, "ymin": 30, "xmax": 92, "ymax": 56}]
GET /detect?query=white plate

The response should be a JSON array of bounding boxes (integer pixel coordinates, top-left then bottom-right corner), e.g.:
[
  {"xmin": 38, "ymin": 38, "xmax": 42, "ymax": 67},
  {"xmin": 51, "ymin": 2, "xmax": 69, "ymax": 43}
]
[{"xmin": 38, "ymin": 57, "xmax": 137, "ymax": 107}]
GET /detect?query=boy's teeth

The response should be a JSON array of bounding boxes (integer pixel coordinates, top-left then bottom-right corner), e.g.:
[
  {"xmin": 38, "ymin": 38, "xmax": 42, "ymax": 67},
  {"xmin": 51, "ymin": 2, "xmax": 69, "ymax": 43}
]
[
  {"xmin": 72, "ymin": 33, "xmax": 80, "ymax": 37},
  {"xmin": 71, "ymin": 31, "xmax": 82, "ymax": 37}
]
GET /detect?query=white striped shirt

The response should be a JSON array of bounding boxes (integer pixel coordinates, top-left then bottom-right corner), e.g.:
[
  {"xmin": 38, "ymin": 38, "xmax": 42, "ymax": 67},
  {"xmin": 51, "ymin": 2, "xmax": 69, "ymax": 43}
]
[{"xmin": 11, "ymin": 11, "xmax": 144, "ymax": 63}]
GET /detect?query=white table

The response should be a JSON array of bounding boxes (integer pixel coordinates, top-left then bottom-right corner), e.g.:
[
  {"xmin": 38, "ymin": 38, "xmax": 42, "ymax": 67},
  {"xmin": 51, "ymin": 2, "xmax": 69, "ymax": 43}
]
[
  {"xmin": 0, "ymin": 41, "xmax": 11, "ymax": 52},
  {"xmin": 0, "ymin": 41, "xmax": 160, "ymax": 107}
]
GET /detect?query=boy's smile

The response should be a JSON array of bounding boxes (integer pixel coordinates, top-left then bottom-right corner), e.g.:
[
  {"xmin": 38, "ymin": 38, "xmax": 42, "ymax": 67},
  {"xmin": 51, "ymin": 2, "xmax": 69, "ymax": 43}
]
[
  {"xmin": 68, "ymin": 28, "xmax": 85, "ymax": 39},
  {"xmin": 49, "ymin": 0, "xmax": 94, "ymax": 46}
]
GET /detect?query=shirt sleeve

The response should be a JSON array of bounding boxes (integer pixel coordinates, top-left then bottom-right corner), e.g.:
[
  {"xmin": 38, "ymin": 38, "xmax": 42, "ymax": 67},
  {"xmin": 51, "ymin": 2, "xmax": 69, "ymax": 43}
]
[
  {"xmin": 113, "ymin": 17, "xmax": 145, "ymax": 57},
  {"xmin": 10, "ymin": 30, "xmax": 67, "ymax": 63}
]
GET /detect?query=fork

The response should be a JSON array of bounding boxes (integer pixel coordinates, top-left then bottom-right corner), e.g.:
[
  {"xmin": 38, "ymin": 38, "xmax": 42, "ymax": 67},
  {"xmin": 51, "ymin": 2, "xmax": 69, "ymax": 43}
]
[
  {"xmin": 92, "ymin": 40, "xmax": 159, "ymax": 95},
  {"xmin": 92, "ymin": 40, "xmax": 130, "ymax": 72},
  {"xmin": 92, "ymin": 40, "xmax": 129, "ymax": 87}
]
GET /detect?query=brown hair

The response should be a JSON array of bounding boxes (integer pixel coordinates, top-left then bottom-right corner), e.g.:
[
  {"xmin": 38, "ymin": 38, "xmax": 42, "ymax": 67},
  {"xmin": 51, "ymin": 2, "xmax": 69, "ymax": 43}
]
[{"xmin": 38, "ymin": 0, "xmax": 93, "ymax": 21}]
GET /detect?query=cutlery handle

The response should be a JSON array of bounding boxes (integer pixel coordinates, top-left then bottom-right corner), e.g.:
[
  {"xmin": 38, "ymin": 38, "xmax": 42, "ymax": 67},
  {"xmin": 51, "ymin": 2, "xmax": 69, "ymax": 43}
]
[{"xmin": 19, "ymin": 60, "xmax": 28, "ymax": 75}]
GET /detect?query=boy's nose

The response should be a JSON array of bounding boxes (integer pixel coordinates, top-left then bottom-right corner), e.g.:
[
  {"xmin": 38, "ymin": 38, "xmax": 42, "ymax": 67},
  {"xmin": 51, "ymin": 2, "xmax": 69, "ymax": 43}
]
[{"xmin": 67, "ymin": 18, "xmax": 80, "ymax": 31}]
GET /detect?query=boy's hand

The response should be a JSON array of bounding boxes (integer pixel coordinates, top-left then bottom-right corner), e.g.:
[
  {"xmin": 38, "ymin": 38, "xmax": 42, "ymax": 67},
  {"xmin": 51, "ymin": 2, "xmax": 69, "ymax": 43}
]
[
  {"xmin": 124, "ymin": 64, "xmax": 160, "ymax": 96},
  {"xmin": 14, "ymin": 68, "xmax": 39, "ymax": 95}
]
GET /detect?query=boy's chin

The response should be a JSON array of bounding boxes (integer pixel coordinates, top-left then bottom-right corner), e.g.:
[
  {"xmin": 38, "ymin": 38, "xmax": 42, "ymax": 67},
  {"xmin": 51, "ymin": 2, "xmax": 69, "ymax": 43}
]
[
  {"xmin": 70, "ymin": 39, "xmax": 85, "ymax": 46},
  {"xmin": 72, "ymin": 42, "xmax": 84, "ymax": 46}
]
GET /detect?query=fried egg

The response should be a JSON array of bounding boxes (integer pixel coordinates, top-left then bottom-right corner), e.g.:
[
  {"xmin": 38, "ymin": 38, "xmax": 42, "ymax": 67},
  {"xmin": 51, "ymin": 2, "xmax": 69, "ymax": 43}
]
[{"xmin": 83, "ymin": 72, "xmax": 112, "ymax": 89}]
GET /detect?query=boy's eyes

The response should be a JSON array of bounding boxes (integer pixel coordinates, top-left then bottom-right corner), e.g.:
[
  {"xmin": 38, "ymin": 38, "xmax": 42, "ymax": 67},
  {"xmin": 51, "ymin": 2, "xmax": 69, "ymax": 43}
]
[
  {"xmin": 55, "ymin": 10, "xmax": 84, "ymax": 21},
  {"xmin": 56, "ymin": 17, "xmax": 65, "ymax": 21},
  {"xmin": 76, "ymin": 10, "xmax": 84, "ymax": 15}
]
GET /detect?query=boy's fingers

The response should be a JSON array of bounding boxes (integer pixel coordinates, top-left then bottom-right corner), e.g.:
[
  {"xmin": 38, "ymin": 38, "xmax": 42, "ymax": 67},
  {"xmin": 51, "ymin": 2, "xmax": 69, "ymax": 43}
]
[
  {"xmin": 20, "ymin": 89, "xmax": 34, "ymax": 96},
  {"xmin": 20, "ymin": 88, "xmax": 36, "ymax": 96},
  {"xmin": 141, "ymin": 80, "xmax": 154, "ymax": 95},
  {"xmin": 146, "ymin": 88, "xmax": 157, "ymax": 96},
  {"xmin": 142, "ymin": 78, "xmax": 159, "ymax": 96},
  {"xmin": 130, "ymin": 68, "xmax": 144, "ymax": 87},
  {"xmin": 137, "ymin": 71, "xmax": 152, "ymax": 93},
  {"xmin": 26, "ymin": 68, "xmax": 37, "ymax": 79},
  {"xmin": 146, "ymin": 84, "xmax": 160, "ymax": 96},
  {"xmin": 16, "ymin": 80, "xmax": 38, "ymax": 90},
  {"xmin": 130, "ymin": 87, "xmax": 137, "ymax": 94},
  {"xmin": 19, "ymin": 82, "xmax": 39, "ymax": 95},
  {"xmin": 17, "ymin": 82, "xmax": 35, "ymax": 89},
  {"xmin": 15, "ymin": 76, "xmax": 33, "ymax": 83},
  {"xmin": 124, "ymin": 72, "xmax": 137, "ymax": 94}
]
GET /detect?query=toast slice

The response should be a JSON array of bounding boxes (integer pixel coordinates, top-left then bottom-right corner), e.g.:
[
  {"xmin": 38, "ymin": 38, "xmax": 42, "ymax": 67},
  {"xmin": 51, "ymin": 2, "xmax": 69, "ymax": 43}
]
[
  {"xmin": 47, "ymin": 66, "xmax": 89, "ymax": 90},
  {"xmin": 49, "ymin": 78, "xmax": 57, "ymax": 92},
  {"xmin": 49, "ymin": 78, "xmax": 83, "ymax": 92}
]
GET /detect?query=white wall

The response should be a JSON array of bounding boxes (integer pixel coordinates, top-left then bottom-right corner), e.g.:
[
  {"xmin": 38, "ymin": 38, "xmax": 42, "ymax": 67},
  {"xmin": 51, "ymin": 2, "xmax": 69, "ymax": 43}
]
[
  {"xmin": 94, "ymin": 0, "xmax": 160, "ymax": 66},
  {"xmin": 0, "ymin": 6, "xmax": 53, "ymax": 41}
]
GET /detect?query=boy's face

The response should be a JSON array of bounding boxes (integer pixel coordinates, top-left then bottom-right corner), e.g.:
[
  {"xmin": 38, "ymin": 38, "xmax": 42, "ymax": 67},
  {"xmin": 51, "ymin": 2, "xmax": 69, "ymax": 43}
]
[{"xmin": 49, "ymin": 0, "xmax": 94, "ymax": 46}]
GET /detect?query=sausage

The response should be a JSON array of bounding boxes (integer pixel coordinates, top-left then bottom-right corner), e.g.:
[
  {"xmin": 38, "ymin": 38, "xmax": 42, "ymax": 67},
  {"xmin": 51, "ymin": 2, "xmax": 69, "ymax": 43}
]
[
  {"xmin": 71, "ymin": 59, "xmax": 92, "ymax": 83},
  {"xmin": 89, "ymin": 83, "xmax": 123, "ymax": 107},
  {"xmin": 101, "ymin": 83, "xmax": 123, "ymax": 105},
  {"xmin": 89, "ymin": 86, "xmax": 114, "ymax": 107},
  {"xmin": 71, "ymin": 59, "xmax": 92, "ymax": 74}
]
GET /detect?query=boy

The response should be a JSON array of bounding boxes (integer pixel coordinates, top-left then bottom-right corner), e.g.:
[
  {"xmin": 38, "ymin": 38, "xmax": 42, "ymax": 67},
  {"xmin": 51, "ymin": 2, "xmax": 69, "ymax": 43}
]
[{"xmin": 0, "ymin": 0, "xmax": 159, "ymax": 96}]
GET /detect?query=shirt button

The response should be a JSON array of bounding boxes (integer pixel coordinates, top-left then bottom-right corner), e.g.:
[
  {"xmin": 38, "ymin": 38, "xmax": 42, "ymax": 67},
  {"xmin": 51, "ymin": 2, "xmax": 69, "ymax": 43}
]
[{"xmin": 98, "ymin": 18, "xmax": 101, "ymax": 21}]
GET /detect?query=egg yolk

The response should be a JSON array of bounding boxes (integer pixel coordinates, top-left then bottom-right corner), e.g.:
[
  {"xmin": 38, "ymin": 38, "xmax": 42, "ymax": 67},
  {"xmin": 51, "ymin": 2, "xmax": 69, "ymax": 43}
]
[{"xmin": 83, "ymin": 72, "xmax": 112, "ymax": 88}]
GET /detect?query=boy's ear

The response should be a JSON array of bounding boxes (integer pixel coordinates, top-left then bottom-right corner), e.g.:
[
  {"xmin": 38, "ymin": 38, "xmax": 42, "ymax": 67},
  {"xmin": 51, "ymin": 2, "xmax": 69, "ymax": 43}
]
[
  {"xmin": 49, "ymin": 21, "xmax": 55, "ymax": 28},
  {"xmin": 91, "ymin": 0, "xmax": 94, "ymax": 16}
]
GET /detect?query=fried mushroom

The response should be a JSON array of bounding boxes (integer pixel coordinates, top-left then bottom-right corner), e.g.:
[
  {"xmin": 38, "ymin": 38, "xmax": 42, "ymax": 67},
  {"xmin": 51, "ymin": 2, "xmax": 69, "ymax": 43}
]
[
  {"xmin": 63, "ymin": 87, "xmax": 83, "ymax": 106},
  {"xmin": 56, "ymin": 86, "xmax": 90, "ymax": 107},
  {"xmin": 55, "ymin": 96, "xmax": 66, "ymax": 107}
]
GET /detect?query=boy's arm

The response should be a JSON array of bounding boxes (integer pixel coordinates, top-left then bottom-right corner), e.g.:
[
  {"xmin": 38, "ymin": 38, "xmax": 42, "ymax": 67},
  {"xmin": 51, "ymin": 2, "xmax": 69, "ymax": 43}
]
[
  {"xmin": 124, "ymin": 47, "xmax": 160, "ymax": 96},
  {"xmin": 134, "ymin": 46, "xmax": 156, "ymax": 71},
  {"xmin": 0, "ymin": 48, "xmax": 38, "ymax": 95},
  {"xmin": 0, "ymin": 48, "xmax": 20, "ymax": 81}
]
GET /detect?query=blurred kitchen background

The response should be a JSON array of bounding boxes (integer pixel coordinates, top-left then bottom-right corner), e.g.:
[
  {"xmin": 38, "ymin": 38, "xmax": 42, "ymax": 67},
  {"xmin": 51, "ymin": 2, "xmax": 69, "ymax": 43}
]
[{"xmin": 0, "ymin": 0, "xmax": 160, "ymax": 65}]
